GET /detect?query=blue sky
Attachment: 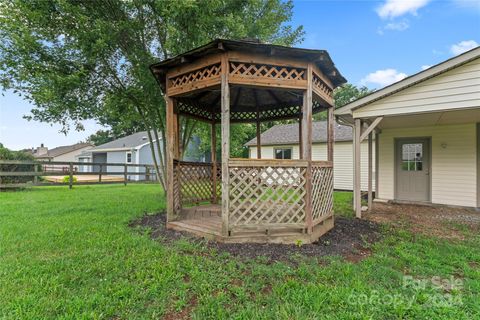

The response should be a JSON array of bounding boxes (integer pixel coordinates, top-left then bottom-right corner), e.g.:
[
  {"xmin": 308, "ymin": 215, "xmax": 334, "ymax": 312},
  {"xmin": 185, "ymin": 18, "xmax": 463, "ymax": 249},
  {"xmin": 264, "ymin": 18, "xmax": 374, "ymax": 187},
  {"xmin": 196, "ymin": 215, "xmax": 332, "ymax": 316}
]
[{"xmin": 0, "ymin": 0, "xmax": 479, "ymax": 150}]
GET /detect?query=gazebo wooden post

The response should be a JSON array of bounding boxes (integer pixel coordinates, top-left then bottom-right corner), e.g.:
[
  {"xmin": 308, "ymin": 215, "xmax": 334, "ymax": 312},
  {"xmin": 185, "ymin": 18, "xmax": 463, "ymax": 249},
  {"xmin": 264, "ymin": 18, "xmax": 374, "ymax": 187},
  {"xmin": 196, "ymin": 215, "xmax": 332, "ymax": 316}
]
[
  {"xmin": 220, "ymin": 55, "xmax": 230, "ymax": 236},
  {"xmin": 299, "ymin": 115, "xmax": 303, "ymax": 159},
  {"xmin": 175, "ymin": 115, "xmax": 181, "ymax": 159},
  {"xmin": 303, "ymin": 63, "xmax": 314, "ymax": 234},
  {"xmin": 256, "ymin": 120, "xmax": 261, "ymax": 159},
  {"xmin": 211, "ymin": 122, "xmax": 217, "ymax": 204},
  {"xmin": 165, "ymin": 95, "xmax": 177, "ymax": 222}
]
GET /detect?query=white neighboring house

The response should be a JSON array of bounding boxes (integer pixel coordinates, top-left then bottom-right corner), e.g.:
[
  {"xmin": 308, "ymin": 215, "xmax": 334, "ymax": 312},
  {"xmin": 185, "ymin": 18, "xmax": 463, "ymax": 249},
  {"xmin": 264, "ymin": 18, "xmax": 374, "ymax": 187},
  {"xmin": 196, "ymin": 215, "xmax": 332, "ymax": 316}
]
[
  {"xmin": 33, "ymin": 142, "xmax": 93, "ymax": 172},
  {"xmin": 76, "ymin": 131, "xmax": 160, "ymax": 181},
  {"xmin": 336, "ymin": 46, "xmax": 480, "ymax": 212},
  {"xmin": 246, "ymin": 121, "xmax": 375, "ymax": 191}
]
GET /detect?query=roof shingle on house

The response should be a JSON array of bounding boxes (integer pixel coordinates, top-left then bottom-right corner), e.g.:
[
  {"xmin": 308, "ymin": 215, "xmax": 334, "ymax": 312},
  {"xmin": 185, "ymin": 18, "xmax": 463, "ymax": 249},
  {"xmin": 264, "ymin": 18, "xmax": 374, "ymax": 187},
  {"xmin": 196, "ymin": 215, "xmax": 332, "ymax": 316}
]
[
  {"xmin": 245, "ymin": 121, "xmax": 352, "ymax": 147},
  {"xmin": 88, "ymin": 131, "xmax": 154, "ymax": 151},
  {"xmin": 34, "ymin": 142, "xmax": 92, "ymax": 159}
]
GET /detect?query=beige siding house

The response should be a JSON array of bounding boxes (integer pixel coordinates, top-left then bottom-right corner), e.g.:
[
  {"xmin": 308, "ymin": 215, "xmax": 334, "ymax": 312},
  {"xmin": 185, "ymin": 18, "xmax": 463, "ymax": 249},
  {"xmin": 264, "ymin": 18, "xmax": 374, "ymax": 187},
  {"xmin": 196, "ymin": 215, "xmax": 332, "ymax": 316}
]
[
  {"xmin": 33, "ymin": 142, "xmax": 93, "ymax": 171},
  {"xmin": 246, "ymin": 121, "xmax": 375, "ymax": 191},
  {"xmin": 336, "ymin": 47, "xmax": 480, "ymax": 215}
]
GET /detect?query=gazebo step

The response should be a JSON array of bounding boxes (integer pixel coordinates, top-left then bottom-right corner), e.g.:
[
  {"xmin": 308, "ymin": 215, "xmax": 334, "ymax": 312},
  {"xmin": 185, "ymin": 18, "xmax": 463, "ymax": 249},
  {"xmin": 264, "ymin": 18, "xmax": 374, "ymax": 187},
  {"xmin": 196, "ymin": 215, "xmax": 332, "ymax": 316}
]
[{"xmin": 167, "ymin": 215, "xmax": 334, "ymax": 244}]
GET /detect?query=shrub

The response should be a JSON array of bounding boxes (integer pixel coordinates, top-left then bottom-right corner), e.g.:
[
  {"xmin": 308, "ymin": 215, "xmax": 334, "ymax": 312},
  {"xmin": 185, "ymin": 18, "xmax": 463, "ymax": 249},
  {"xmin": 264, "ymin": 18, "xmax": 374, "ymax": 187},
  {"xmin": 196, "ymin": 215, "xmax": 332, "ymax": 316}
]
[
  {"xmin": 62, "ymin": 176, "xmax": 78, "ymax": 183},
  {"xmin": 0, "ymin": 143, "xmax": 37, "ymax": 184}
]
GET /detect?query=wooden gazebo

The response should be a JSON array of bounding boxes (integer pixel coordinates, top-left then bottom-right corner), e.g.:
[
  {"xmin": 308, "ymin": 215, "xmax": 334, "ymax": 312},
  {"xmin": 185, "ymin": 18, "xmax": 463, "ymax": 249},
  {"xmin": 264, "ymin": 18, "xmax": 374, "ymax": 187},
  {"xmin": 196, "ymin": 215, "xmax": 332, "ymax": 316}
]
[{"xmin": 150, "ymin": 39, "xmax": 346, "ymax": 243}]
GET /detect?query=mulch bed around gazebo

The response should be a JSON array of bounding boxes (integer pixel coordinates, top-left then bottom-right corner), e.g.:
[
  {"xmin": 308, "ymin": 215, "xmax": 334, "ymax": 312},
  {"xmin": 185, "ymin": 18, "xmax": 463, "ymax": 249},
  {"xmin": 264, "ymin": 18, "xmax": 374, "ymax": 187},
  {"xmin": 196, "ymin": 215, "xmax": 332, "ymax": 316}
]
[{"xmin": 130, "ymin": 213, "xmax": 381, "ymax": 264}]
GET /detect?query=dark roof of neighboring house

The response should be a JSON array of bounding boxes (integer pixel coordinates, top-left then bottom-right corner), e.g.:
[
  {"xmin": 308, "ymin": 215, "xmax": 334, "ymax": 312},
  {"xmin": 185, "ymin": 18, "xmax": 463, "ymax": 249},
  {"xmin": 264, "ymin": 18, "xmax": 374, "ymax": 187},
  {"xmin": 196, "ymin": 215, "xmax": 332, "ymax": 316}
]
[
  {"xmin": 245, "ymin": 121, "xmax": 353, "ymax": 146},
  {"xmin": 35, "ymin": 142, "xmax": 93, "ymax": 158},
  {"xmin": 88, "ymin": 131, "xmax": 155, "ymax": 151}
]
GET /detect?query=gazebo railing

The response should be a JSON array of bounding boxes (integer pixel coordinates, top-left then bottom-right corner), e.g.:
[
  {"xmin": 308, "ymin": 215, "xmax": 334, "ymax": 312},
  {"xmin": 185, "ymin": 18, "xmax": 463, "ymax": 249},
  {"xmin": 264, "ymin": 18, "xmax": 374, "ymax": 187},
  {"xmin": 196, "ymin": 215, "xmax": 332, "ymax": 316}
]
[
  {"xmin": 173, "ymin": 159, "xmax": 333, "ymax": 234},
  {"xmin": 227, "ymin": 159, "xmax": 333, "ymax": 232},
  {"xmin": 173, "ymin": 160, "xmax": 221, "ymax": 211},
  {"xmin": 311, "ymin": 161, "xmax": 334, "ymax": 224}
]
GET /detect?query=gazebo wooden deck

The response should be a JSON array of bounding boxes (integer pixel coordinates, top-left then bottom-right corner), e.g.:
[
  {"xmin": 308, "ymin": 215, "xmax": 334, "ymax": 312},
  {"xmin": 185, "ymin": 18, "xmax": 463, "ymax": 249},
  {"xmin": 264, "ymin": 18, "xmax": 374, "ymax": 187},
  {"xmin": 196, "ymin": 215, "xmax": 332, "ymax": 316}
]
[{"xmin": 150, "ymin": 39, "xmax": 346, "ymax": 243}]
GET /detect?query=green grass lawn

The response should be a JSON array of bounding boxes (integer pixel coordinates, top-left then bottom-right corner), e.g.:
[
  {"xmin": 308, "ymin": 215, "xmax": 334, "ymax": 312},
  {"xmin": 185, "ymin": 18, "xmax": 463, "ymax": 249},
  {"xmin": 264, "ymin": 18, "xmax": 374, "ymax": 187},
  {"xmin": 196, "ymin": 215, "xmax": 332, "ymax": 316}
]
[{"xmin": 0, "ymin": 185, "xmax": 478, "ymax": 319}]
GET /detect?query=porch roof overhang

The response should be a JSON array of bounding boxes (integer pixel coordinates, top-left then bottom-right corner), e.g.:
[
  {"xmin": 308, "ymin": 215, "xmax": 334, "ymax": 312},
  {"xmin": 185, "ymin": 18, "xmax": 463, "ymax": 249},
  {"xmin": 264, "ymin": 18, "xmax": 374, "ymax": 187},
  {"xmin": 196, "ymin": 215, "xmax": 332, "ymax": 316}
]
[
  {"xmin": 335, "ymin": 46, "xmax": 480, "ymax": 125},
  {"xmin": 337, "ymin": 108, "xmax": 480, "ymax": 133},
  {"xmin": 367, "ymin": 108, "xmax": 480, "ymax": 130}
]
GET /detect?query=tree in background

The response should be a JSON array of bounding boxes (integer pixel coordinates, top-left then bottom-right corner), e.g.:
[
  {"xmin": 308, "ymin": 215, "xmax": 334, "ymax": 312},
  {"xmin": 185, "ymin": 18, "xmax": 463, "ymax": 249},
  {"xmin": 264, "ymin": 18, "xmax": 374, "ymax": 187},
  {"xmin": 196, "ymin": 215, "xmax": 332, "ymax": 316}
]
[
  {"xmin": 313, "ymin": 83, "xmax": 374, "ymax": 121},
  {"xmin": 86, "ymin": 130, "xmax": 115, "ymax": 146},
  {"xmin": 0, "ymin": 144, "xmax": 36, "ymax": 184},
  {"xmin": 0, "ymin": 0, "xmax": 303, "ymax": 190},
  {"xmin": 333, "ymin": 83, "xmax": 373, "ymax": 108}
]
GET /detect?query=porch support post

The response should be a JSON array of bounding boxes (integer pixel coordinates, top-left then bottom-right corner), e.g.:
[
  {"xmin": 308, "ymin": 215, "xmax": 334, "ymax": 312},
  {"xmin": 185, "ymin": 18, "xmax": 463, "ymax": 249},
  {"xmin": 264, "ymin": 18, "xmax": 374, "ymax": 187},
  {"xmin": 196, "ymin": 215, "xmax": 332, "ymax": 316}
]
[
  {"xmin": 211, "ymin": 122, "xmax": 217, "ymax": 204},
  {"xmin": 353, "ymin": 118, "xmax": 362, "ymax": 218},
  {"xmin": 368, "ymin": 131, "xmax": 373, "ymax": 210},
  {"xmin": 303, "ymin": 63, "xmax": 313, "ymax": 233},
  {"xmin": 327, "ymin": 106, "xmax": 334, "ymax": 162},
  {"xmin": 220, "ymin": 55, "xmax": 230, "ymax": 236},
  {"xmin": 165, "ymin": 96, "xmax": 177, "ymax": 222},
  {"xmin": 375, "ymin": 131, "xmax": 380, "ymax": 203}
]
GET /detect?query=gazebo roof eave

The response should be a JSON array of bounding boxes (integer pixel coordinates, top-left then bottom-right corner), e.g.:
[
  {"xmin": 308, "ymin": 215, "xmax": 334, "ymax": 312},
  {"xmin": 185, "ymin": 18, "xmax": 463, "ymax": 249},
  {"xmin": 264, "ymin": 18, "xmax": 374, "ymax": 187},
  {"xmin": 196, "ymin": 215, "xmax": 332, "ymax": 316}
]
[{"xmin": 149, "ymin": 38, "xmax": 347, "ymax": 92}]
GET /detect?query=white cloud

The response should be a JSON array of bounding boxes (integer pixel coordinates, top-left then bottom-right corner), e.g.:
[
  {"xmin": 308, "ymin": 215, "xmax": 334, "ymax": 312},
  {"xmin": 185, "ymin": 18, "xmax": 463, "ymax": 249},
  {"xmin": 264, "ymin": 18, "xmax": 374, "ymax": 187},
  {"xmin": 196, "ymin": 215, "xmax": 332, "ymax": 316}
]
[
  {"xmin": 361, "ymin": 69, "xmax": 408, "ymax": 87},
  {"xmin": 421, "ymin": 65, "xmax": 432, "ymax": 70},
  {"xmin": 377, "ymin": 0, "xmax": 431, "ymax": 19},
  {"xmin": 450, "ymin": 40, "xmax": 479, "ymax": 55},
  {"xmin": 377, "ymin": 20, "xmax": 409, "ymax": 35},
  {"xmin": 385, "ymin": 21, "xmax": 410, "ymax": 31},
  {"xmin": 452, "ymin": 0, "xmax": 480, "ymax": 10}
]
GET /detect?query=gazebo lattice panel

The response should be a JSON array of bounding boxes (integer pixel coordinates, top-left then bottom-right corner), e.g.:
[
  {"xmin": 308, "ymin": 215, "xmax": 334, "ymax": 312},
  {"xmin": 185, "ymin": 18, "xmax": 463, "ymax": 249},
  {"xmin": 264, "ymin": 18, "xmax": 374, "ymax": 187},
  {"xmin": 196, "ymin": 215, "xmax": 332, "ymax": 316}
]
[
  {"xmin": 228, "ymin": 105, "xmax": 302, "ymax": 122},
  {"xmin": 174, "ymin": 161, "xmax": 215, "ymax": 206},
  {"xmin": 311, "ymin": 164, "xmax": 334, "ymax": 222},
  {"xmin": 215, "ymin": 164, "xmax": 222, "ymax": 201},
  {"xmin": 229, "ymin": 62, "xmax": 306, "ymax": 81},
  {"xmin": 173, "ymin": 164, "xmax": 181, "ymax": 213},
  {"xmin": 169, "ymin": 63, "xmax": 221, "ymax": 89},
  {"xmin": 313, "ymin": 72, "xmax": 333, "ymax": 97},
  {"xmin": 177, "ymin": 101, "xmax": 215, "ymax": 121},
  {"xmin": 228, "ymin": 163, "xmax": 307, "ymax": 229}
]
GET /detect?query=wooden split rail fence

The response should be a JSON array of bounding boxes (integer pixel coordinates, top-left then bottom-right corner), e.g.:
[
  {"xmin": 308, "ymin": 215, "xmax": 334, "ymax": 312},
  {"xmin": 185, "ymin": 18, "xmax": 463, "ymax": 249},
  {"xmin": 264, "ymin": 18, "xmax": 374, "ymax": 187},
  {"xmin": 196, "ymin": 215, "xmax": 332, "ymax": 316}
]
[{"xmin": 0, "ymin": 160, "xmax": 158, "ymax": 189}]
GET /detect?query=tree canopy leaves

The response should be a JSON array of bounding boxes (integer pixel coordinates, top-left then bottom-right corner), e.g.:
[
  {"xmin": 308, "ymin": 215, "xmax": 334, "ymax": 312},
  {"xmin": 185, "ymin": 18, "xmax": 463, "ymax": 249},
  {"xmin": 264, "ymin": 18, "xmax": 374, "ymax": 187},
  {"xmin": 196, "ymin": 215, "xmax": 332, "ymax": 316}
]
[{"xmin": 0, "ymin": 0, "xmax": 303, "ymax": 189}]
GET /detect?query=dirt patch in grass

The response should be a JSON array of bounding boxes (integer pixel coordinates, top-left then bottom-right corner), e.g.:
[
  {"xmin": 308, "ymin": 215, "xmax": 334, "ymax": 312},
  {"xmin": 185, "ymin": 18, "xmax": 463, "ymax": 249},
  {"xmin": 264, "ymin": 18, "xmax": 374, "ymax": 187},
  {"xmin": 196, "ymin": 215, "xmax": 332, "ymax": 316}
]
[
  {"xmin": 130, "ymin": 213, "xmax": 381, "ymax": 263},
  {"xmin": 162, "ymin": 295, "xmax": 198, "ymax": 320},
  {"xmin": 366, "ymin": 202, "xmax": 480, "ymax": 240}
]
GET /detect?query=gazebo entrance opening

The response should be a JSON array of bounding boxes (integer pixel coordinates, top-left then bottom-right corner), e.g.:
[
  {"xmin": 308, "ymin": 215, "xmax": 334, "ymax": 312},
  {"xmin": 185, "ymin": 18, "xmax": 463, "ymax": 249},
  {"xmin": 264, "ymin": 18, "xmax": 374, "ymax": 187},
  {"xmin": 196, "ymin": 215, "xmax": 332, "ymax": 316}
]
[{"xmin": 151, "ymin": 39, "xmax": 346, "ymax": 243}]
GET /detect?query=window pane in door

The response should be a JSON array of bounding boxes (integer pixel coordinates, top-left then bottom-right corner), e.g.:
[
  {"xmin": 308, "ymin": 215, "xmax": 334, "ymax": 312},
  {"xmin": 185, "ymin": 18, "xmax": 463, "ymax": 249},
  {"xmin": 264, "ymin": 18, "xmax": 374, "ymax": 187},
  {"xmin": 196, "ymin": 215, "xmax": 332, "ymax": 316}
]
[{"xmin": 401, "ymin": 143, "xmax": 423, "ymax": 171}]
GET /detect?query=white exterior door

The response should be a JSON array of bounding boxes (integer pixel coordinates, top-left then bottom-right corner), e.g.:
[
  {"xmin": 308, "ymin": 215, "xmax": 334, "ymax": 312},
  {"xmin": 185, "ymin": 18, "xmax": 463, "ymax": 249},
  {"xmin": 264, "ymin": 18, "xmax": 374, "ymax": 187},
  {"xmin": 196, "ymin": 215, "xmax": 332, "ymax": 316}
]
[{"xmin": 395, "ymin": 138, "xmax": 431, "ymax": 202}]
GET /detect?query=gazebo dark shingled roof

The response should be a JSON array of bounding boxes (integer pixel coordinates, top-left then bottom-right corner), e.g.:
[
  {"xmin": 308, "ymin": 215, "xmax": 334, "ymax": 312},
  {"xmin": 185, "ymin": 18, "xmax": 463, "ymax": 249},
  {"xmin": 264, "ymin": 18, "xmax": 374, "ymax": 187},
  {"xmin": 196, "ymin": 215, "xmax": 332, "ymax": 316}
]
[
  {"xmin": 151, "ymin": 39, "xmax": 346, "ymax": 90},
  {"xmin": 150, "ymin": 39, "xmax": 347, "ymax": 124}
]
